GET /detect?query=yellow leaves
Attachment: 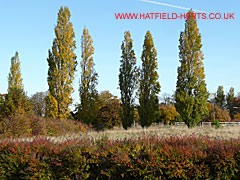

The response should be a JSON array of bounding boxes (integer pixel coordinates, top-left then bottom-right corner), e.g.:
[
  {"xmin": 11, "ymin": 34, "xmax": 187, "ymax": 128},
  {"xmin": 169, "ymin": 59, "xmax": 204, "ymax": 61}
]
[
  {"xmin": 8, "ymin": 52, "xmax": 23, "ymax": 91},
  {"xmin": 205, "ymin": 103, "xmax": 231, "ymax": 122},
  {"xmin": 47, "ymin": 7, "xmax": 76, "ymax": 119},
  {"xmin": 158, "ymin": 104, "xmax": 178, "ymax": 124},
  {"xmin": 46, "ymin": 93, "xmax": 58, "ymax": 119},
  {"xmin": 79, "ymin": 27, "xmax": 98, "ymax": 125}
]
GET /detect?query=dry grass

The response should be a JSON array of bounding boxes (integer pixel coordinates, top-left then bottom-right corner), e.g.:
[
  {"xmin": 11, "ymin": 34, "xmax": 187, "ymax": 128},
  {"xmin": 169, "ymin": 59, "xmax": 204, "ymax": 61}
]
[
  {"xmin": 86, "ymin": 124, "xmax": 240, "ymax": 141},
  {"xmin": 2, "ymin": 124, "xmax": 240, "ymax": 143}
]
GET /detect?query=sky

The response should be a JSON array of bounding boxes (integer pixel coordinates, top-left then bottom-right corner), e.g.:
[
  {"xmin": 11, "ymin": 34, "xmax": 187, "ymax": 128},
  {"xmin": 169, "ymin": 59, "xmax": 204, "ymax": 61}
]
[{"xmin": 0, "ymin": 0, "xmax": 239, "ymax": 107}]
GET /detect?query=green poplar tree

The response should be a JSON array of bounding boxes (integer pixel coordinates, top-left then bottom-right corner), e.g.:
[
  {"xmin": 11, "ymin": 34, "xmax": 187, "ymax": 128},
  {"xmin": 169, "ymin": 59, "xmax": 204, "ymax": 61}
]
[
  {"xmin": 119, "ymin": 31, "xmax": 138, "ymax": 129},
  {"xmin": 175, "ymin": 10, "xmax": 209, "ymax": 128},
  {"xmin": 78, "ymin": 27, "xmax": 99, "ymax": 125},
  {"xmin": 46, "ymin": 7, "xmax": 77, "ymax": 119},
  {"xmin": 138, "ymin": 31, "xmax": 161, "ymax": 128},
  {"xmin": 226, "ymin": 87, "xmax": 234, "ymax": 118},
  {"xmin": 215, "ymin": 86, "xmax": 225, "ymax": 109}
]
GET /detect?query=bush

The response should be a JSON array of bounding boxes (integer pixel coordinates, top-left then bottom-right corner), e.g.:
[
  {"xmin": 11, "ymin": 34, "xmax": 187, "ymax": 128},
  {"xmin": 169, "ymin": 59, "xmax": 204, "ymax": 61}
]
[
  {"xmin": 93, "ymin": 91, "xmax": 121, "ymax": 130},
  {"xmin": 156, "ymin": 104, "xmax": 178, "ymax": 124},
  {"xmin": 45, "ymin": 118, "xmax": 87, "ymax": 136},
  {"xmin": 204, "ymin": 103, "xmax": 231, "ymax": 122},
  {"xmin": 0, "ymin": 115, "xmax": 87, "ymax": 138},
  {"xmin": 0, "ymin": 135, "xmax": 240, "ymax": 179},
  {"xmin": 233, "ymin": 113, "xmax": 240, "ymax": 121},
  {"xmin": 0, "ymin": 113, "xmax": 32, "ymax": 138},
  {"xmin": 212, "ymin": 119, "xmax": 221, "ymax": 128}
]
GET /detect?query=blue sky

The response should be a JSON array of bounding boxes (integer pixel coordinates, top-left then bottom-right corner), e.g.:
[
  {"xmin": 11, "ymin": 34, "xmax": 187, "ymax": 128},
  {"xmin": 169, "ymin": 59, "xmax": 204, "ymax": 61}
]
[{"xmin": 0, "ymin": 0, "xmax": 239, "ymax": 107}]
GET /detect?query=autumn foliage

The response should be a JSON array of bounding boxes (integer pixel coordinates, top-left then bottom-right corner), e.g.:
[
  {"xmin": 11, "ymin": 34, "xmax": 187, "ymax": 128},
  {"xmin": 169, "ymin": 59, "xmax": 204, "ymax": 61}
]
[
  {"xmin": 204, "ymin": 102, "xmax": 231, "ymax": 122},
  {"xmin": 0, "ymin": 115, "xmax": 86, "ymax": 138},
  {"xmin": 46, "ymin": 7, "xmax": 77, "ymax": 119},
  {"xmin": 1, "ymin": 135, "xmax": 240, "ymax": 179},
  {"xmin": 156, "ymin": 104, "xmax": 178, "ymax": 124}
]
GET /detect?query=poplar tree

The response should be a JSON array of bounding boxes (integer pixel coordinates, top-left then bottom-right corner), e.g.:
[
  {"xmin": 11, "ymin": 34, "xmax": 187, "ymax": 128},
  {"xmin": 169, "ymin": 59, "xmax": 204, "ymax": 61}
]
[
  {"xmin": 119, "ymin": 31, "xmax": 138, "ymax": 129},
  {"xmin": 8, "ymin": 52, "xmax": 23, "ymax": 90},
  {"xmin": 46, "ymin": 7, "xmax": 77, "ymax": 119},
  {"xmin": 226, "ymin": 87, "xmax": 234, "ymax": 118},
  {"xmin": 215, "ymin": 86, "xmax": 225, "ymax": 109},
  {"xmin": 175, "ymin": 10, "xmax": 208, "ymax": 128},
  {"xmin": 78, "ymin": 27, "xmax": 98, "ymax": 125},
  {"xmin": 138, "ymin": 31, "xmax": 161, "ymax": 128},
  {"xmin": 4, "ymin": 52, "xmax": 31, "ymax": 116}
]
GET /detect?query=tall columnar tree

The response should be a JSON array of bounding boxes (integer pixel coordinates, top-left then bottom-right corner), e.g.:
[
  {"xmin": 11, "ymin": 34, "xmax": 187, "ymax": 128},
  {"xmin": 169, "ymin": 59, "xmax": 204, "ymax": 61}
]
[
  {"xmin": 8, "ymin": 52, "xmax": 23, "ymax": 90},
  {"xmin": 175, "ymin": 10, "xmax": 209, "ymax": 128},
  {"xmin": 46, "ymin": 7, "xmax": 77, "ymax": 119},
  {"xmin": 78, "ymin": 27, "xmax": 99, "ymax": 125},
  {"xmin": 138, "ymin": 31, "xmax": 161, "ymax": 128},
  {"xmin": 119, "ymin": 31, "xmax": 138, "ymax": 129},
  {"xmin": 215, "ymin": 86, "xmax": 225, "ymax": 109},
  {"xmin": 226, "ymin": 87, "xmax": 235, "ymax": 118},
  {"xmin": 4, "ymin": 52, "xmax": 31, "ymax": 116}
]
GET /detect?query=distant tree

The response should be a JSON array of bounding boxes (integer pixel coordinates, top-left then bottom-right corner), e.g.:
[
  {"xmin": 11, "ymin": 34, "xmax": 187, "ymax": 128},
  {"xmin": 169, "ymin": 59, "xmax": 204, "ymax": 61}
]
[
  {"xmin": 138, "ymin": 31, "xmax": 161, "ymax": 128},
  {"xmin": 3, "ymin": 52, "xmax": 31, "ymax": 117},
  {"xmin": 30, "ymin": 91, "xmax": 48, "ymax": 116},
  {"xmin": 204, "ymin": 103, "xmax": 231, "ymax": 122},
  {"xmin": 156, "ymin": 104, "xmax": 178, "ymax": 124},
  {"xmin": 93, "ymin": 91, "xmax": 121, "ymax": 130},
  {"xmin": 46, "ymin": 7, "xmax": 77, "ymax": 119},
  {"xmin": 161, "ymin": 93, "xmax": 173, "ymax": 105},
  {"xmin": 175, "ymin": 10, "xmax": 209, "ymax": 128},
  {"xmin": 226, "ymin": 87, "xmax": 235, "ymax": 118},
  {"xmin": 77, "ymin": 27, "xmax": 99, "ymax": 125},
  {"xmin": 119, "ymin": 31, "xmax": 138, "ymax": 129},
  {"xmin": 215, "ymin": 86, "xmax": 225, "ymax": 109},
  {"xmin": 8, "ymin": 52, "xmax": 23, "ymax": 90},
  {"xmin": 232, "ymin": 96, "xmax": 240, "ymax": 119}
]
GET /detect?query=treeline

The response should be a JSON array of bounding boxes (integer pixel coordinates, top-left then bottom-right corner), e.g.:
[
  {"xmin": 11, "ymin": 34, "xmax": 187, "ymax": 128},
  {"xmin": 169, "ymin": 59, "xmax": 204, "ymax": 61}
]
[{"xmin": 0, "ymin": 7, "xmax": 239, "ymax": 133}]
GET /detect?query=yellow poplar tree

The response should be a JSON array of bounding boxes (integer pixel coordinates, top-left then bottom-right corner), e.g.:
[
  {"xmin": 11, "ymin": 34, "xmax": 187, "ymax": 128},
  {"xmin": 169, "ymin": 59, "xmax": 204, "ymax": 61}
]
[
  {"xmin": 46, "ymin": 7, "xmax": 77, "ymax": 119},
  {"xmin": 4, "ymin": 52, "xmax": 31, "ymax": 117},
  {"xmin": 8, "ymin": 52, "xmax": 23, "ymax": 90},
  {"xmin": 78, "ymin": 27, "xmax": 99, "ymax": 125}
]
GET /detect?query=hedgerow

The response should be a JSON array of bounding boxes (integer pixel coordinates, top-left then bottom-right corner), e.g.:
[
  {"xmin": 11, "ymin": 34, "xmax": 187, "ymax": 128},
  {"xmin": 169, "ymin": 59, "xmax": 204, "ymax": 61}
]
[{"xmin": 0, "ymin": 135, "xmax": 240, "ymax": 179}]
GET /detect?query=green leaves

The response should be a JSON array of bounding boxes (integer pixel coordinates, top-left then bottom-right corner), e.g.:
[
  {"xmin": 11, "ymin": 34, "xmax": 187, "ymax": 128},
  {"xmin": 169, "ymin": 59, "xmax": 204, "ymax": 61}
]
[
  {"xmin": 175, "ymin": 10, "xmax": 208, "ymax": 128},
  {"xmin": 226, "ymin": 87, "xmax": 235, "ymax": 118},
  {"xmin": 215, "ymin": 86, "xmax": 226, "ymax": 109},
  {"xmin": 139, "ymin": 31, "xmax": 161, "ymax": 128},
  {"xmin": 119, "ymin": 31, "xmax": 138, "ymax": 129}
]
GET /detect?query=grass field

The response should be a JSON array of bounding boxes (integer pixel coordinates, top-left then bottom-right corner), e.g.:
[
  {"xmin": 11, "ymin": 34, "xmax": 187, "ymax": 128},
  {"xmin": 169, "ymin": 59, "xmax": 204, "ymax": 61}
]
[
  {"xmin": 86, "ymin": 124, "xmax": 240, "ymax": 140},
  {"xmin": 2, "ymin": 124, "xmax": 240, "ymax": 143}
]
